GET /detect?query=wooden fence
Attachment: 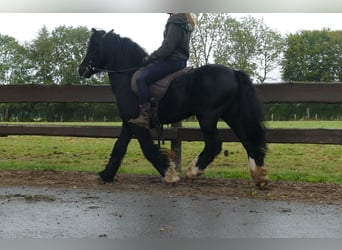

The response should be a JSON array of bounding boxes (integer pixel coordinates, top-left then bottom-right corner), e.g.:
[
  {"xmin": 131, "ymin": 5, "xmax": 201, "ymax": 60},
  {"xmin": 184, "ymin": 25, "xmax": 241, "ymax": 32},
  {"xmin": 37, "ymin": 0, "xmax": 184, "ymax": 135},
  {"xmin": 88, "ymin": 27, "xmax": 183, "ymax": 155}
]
[{"xmin": 0, "ymin": 83, "xmax": 341, "ymax": 166}]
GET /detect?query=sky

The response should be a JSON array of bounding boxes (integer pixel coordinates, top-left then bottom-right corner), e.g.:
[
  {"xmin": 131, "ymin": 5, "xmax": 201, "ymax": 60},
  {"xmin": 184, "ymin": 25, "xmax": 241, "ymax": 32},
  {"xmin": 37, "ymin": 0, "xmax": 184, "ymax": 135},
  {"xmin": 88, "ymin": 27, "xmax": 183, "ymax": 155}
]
[
  {"xmin": 0, "ymin": 13, "xmax": 342, "ymax": 54},
  {"xmin": 0, "ymin": 13, "xmax": 341, "ymax": 82}
]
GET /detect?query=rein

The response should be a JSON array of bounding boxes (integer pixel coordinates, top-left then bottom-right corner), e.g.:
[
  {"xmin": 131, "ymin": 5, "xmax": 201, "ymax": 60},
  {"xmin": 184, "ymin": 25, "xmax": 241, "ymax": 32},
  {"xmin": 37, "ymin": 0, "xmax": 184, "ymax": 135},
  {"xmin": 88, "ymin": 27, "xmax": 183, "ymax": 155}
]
[{"xmin": 92, "ymin": 66, "xmax": 141, "ymax": 73}]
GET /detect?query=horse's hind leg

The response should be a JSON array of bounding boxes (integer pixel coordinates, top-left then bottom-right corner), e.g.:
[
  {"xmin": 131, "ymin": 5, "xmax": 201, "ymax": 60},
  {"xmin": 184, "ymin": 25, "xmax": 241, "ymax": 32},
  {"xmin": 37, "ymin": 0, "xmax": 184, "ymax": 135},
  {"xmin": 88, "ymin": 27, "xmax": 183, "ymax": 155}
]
[
  {"xmin": 186, "ymin": 117, "xmax": 222, "ymax": 178},
  {"xmin": 222, "ymin": 115, "xmax": 268, "ymax": 188}
]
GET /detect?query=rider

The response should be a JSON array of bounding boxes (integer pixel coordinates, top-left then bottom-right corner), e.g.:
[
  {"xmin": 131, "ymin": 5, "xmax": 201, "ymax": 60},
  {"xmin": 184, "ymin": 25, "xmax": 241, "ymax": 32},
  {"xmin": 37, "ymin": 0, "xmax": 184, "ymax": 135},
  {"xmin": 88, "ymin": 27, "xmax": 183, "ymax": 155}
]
[{"xmin": 129, "ymin": 13, "xmax": 195, "ymax": 128}]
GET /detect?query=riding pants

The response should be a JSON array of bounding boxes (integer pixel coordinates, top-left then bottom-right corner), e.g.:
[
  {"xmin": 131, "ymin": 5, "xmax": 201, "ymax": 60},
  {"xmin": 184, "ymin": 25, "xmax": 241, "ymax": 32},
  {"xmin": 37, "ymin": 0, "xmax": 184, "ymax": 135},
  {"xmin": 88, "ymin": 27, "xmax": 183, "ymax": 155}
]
[{"xmin": 136, "ymin": 59, "xmax": 186, "ymax": 104}]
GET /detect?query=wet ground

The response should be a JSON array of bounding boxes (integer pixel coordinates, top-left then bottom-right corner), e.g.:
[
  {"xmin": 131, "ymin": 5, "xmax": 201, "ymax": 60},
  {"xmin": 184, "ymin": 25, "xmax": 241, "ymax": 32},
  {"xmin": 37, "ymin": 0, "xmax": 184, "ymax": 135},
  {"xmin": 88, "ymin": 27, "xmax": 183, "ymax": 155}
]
[
  {"xmin": 1, "ymin": 170, "xmax": 342, "ymax": 238},
  {"xmin": 1, "ymin": 186, "xmax": 342, "ymax": 238}
]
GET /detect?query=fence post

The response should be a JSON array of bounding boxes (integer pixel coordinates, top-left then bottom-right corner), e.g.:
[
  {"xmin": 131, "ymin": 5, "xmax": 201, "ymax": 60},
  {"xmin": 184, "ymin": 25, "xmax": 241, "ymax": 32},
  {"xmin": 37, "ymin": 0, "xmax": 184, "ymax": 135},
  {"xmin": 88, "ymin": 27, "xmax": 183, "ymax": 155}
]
[{"xmin": 171, "ymin": 121, "xmax": 182, "ymax": 171}]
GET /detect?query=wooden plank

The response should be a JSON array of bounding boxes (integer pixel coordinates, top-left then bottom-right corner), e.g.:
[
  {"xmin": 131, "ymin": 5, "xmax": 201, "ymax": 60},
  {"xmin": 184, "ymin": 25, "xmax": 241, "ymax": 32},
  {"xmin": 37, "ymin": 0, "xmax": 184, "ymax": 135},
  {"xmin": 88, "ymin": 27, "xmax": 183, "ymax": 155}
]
[
  {"xmin": 265, "ymin": 128, "xmax": 342, "ymax": 144},
  {"xmin": 1, "ymin": 125, "xmax": 341, "ymax": 145},
  {"xmin": 0, "ymin": 84, "xmax": 116, "ymax": 103},
  {"xmin": 256, "ymin": 83, "xmax": 342, "ymax": 103},
  {"xmin": 0, "ymin": 124, "xmax": 178, "ymax": 140},
  {"xmin": 175, "ymin": 128, "xmax": 342, "ymax": 145},
  {"xmin": 0, "ymin": 125, "xmax": 121, "ymax": 138},
  {"xmin": 1, "ymin": 83, "xmax": 342, "ymax": 104},
  {"xmin": 177, "ymin": 127, "xmax": 240, "ymax": 142}
]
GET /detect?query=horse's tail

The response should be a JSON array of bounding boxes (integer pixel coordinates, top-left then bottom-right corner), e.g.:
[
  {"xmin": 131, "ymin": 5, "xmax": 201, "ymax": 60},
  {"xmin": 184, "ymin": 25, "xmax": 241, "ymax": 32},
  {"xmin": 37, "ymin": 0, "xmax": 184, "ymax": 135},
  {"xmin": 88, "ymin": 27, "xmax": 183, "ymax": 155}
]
[{"xmin": 234, "ymin": 70, "xmax": 267, "ymax": 164}]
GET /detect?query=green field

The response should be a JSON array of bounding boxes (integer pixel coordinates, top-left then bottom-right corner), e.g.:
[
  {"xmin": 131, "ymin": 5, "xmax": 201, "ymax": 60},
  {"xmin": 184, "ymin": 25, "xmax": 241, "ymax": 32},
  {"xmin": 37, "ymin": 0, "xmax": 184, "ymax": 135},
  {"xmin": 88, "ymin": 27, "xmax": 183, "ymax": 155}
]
[{"xmin": 0, "ymin": 121, "xmax": 341, "ymax": 183}]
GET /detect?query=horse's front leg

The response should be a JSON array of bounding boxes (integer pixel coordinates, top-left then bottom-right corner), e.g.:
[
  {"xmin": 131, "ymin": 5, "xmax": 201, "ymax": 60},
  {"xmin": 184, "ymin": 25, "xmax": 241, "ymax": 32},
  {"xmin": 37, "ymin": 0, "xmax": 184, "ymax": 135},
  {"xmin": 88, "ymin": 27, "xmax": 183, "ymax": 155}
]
[
  {"xmin": 99, "ymin": 122, "xmax": 132, "ymax": 183},
  {"xmin": 131, "ymin": 125, "xmax": 180, "ymax": 183}
]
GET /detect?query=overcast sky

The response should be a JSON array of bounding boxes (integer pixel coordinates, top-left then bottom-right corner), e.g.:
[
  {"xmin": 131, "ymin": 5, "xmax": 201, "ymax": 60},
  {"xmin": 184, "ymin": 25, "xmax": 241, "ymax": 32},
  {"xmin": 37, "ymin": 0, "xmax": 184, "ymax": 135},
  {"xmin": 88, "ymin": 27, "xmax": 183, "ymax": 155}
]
[
  {"xmin": 0, "ymin": 13, "xmax": 341, "ymax": 82},
  {"xmin": 0, "ymin": 13, "xmax": 341, "ymax": 53}
]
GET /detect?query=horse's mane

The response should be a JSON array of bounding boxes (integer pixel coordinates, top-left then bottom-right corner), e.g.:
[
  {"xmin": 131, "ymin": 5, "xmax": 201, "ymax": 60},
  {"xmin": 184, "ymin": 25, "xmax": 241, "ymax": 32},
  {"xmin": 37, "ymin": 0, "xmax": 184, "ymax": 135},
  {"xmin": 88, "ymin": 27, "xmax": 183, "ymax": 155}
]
[{"xmin": 101, "ymin": 30, "xmax": 148, "ymax": 69}]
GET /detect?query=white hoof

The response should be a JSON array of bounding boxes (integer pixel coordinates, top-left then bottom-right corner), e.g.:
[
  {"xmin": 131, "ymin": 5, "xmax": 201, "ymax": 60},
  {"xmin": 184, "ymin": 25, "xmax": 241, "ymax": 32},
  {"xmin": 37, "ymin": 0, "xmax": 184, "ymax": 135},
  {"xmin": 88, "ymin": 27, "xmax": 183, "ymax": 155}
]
[
  {"xmin": 186, "ymin": 157, "xmax": 204, "ymax": 178},
  {"xmin": 163, "ymin": 162, "xmax": 180, "ymax": 183},
  {"xmin": 249, "ymin": 157, "xmax": 268, "ymax": 188}
]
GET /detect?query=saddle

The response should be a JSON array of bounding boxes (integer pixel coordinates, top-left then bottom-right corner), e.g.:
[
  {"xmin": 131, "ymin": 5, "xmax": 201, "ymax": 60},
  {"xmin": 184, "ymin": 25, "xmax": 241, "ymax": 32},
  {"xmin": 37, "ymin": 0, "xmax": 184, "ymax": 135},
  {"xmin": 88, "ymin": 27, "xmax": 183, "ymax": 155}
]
[{"xmin": 131, "ymin": 66, "xmax": 193, "ymax": 101}]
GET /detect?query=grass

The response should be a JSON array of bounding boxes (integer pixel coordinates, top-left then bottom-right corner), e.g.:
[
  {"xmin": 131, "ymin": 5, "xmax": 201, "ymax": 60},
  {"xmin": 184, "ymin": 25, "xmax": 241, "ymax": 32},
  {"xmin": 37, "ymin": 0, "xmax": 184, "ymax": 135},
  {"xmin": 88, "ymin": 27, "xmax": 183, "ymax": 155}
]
[{"xmin": 0, "ymin": 121, "xmax": 341, "ymax": 184}]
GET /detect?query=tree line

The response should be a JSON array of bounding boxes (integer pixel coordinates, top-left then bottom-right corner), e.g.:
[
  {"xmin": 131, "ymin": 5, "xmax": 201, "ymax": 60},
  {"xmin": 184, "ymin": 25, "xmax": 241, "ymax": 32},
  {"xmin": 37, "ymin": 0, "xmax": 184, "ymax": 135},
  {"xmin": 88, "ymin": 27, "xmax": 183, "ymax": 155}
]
[{"xmin": 0, "ymin": 14, "xmax": 341, "ymax": 122}]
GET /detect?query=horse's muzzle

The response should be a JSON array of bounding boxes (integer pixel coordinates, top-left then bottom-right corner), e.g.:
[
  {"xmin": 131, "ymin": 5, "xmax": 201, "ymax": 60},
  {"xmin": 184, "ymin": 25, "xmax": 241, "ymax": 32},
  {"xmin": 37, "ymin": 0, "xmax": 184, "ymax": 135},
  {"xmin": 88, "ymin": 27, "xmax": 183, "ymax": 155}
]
[{"xmin": 78, "ymin": 64, "xmax": 93, "ymax": 78}]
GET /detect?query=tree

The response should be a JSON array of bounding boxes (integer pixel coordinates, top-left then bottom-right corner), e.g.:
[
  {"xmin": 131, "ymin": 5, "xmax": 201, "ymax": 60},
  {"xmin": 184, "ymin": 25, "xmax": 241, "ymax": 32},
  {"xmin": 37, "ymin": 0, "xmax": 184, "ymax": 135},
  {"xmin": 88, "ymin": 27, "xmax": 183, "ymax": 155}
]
[
  {"xmin": 28, "ymin": 26, "xmax": 55, "ymax": 84},
  {"xmin": 190, "ymin": 14, "xmax": 285, "ymax": 83},
  {"xmin": 282, "ymin": 29, "xmax": 342, "ymax": 82},
  {"xmin": 214, "ymin": 15, "xmax": 258, "ymax": 77},
  {"xmin": 190, "ymin": 13, "xmax": 228, "ymax": 67},
  {"xmin": 0, "ymin": 34, "xmax": 32, "ymax": 121},
  {"xmin": 51, "ymin": 26, "xmax": 95, "ymax": 84},
  {"xmin": 214, "ymin": 15, "xmax": 284, "ymax": 83},
  {"xmin": 253, "ymin": 24, "xmax": 285, "ymax": 83},
  {"xmin": 27, "ymin": 25, "xmax": 107, "ymax": 85},
  {"xmin": 328, "ymin": 31, "xmax": 342, "ymax": 81},
  {"xmin": 0, "ymin": 34, "xmax": 29, "ymax": 84}
]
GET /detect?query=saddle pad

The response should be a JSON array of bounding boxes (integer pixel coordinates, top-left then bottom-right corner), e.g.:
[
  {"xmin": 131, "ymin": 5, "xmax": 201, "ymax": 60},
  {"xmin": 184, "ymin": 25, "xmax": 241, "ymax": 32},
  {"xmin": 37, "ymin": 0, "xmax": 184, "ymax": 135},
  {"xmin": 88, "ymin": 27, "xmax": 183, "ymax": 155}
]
[{"xmin": 131, "ymin": 67, "xmax": 192, "ymax": 101}]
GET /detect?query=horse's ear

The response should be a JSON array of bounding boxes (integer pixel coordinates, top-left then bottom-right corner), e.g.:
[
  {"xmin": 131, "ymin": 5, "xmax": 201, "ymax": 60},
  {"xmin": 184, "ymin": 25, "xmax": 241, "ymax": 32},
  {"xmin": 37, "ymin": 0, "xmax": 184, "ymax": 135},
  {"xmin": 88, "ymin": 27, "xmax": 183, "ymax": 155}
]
[
  {"xmin": 103, "ymin": 29, "xmax": 114, "ymax": 38},
  {"xmin": 91, "ymin": 28, "xmax": 97, "ymax": 33}
]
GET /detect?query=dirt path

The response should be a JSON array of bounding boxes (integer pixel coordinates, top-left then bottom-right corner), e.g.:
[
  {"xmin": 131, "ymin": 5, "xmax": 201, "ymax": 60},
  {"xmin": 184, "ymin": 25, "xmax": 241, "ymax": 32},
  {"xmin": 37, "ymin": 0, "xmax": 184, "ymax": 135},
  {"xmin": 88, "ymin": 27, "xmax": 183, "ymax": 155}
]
[{"xmin": 1, "ymin": 170, "xmax": 341, "ymax": 205}]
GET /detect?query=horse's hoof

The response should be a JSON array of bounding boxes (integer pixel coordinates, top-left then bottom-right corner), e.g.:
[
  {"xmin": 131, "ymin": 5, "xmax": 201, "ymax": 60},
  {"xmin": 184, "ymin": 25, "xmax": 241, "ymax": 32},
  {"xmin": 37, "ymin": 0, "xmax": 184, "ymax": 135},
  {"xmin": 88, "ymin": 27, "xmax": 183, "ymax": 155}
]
[
  {"xmin": 186, "ymin": 166, "xmax": 204, "ymax": 179},
  {"xmin": 255, "ymin": 179, "xmax": 268, "ymax": 190},
  {"xmin": 250, "ymin": 166, "xmax": 269, "ymax": 189},
  {"xmin": 163, "ymin": 174, "xmax": 180, "ymax": 184},
  {"xmin": 163, "ymin": 163, "xmax": 180, "ymax": 183},
  {"xmin": 186, "ymin": 157, "xmax": 204, "ymax": 178},
  {"xmin": 98, "ymin": 171, "xmax": 114, "ymax": 183}
]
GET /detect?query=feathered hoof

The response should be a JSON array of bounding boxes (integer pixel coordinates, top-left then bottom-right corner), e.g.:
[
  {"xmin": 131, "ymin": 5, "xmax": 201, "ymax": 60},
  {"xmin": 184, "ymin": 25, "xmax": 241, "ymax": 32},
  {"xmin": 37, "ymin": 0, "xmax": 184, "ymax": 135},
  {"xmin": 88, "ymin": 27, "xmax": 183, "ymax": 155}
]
[
  {"xmin": 163, "ymin": 163, "xmax": 180, "ymax": 184},
  {"xmin": 186, "ymin": 158, "xmax": 204, "ymax": 178},
  {"xmin": 186, "ymin": 166, "xmax": 205, "ymax": 178},
  {"xmin": 250, "ymin": 166, "xmax": 269, "ymax": 189}
]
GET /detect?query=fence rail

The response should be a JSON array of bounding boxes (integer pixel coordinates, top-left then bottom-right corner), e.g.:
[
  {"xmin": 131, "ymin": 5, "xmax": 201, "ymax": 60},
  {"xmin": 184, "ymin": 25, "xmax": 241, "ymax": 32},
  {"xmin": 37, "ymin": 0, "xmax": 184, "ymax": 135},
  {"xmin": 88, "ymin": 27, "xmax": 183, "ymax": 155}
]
[
  {"xmin": 0, "ymin": 124, "xmax": 341, "ymax": 145},
  {"xmin": 0, "ymin": 83, "xmax": 341, "ymax": 143},
  {"xmin": 1, "ymin": 82, "xmax": 342, "ymax": 103}
]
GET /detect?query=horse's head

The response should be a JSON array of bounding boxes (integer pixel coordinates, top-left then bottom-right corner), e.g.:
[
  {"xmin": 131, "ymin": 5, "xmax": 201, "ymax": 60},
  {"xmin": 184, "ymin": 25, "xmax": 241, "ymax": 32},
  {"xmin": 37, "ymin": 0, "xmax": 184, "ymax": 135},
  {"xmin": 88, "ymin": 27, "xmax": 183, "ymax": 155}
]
[
  {"xmin": 79, "ymin": 28, "xmax": 148, "ymax": 78},
  {"xmin": 78, "ymin": 28, "xmax": 109, "ymax": 78}
]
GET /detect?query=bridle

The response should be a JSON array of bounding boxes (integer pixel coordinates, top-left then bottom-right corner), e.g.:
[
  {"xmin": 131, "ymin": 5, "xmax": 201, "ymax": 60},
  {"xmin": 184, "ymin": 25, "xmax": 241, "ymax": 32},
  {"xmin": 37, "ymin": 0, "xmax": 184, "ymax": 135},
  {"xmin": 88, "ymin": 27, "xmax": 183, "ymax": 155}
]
[
  {"xmin": 92, "ymin": 66, "xmax": 141, "ymax": 73},
  {"xmin": 80, "ymin": 61, "xmax": 141, "ymax": 78}
]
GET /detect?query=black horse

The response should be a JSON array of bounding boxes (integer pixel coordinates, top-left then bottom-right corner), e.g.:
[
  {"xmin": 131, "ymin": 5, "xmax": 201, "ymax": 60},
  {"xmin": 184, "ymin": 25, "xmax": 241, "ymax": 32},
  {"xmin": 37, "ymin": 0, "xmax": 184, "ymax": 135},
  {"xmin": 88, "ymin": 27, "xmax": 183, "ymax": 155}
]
[{"xmin": 78, "ymin": 28, "xmax": 269, "ymax": 187}]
